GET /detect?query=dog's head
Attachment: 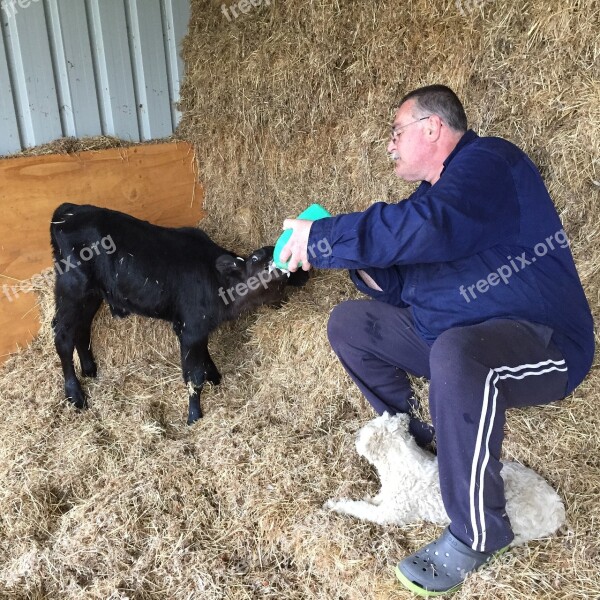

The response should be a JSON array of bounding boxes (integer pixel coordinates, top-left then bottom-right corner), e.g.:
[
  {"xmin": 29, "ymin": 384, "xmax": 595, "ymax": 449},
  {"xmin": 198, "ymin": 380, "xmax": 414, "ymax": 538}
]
[{"xmin": 355, "ymin": 413, "xmax": 419, "ymax": 463}]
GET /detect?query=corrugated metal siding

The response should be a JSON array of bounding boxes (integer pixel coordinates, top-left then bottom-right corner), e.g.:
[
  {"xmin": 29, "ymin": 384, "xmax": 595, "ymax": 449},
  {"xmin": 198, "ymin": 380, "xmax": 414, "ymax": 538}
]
[{"xmin": 0, "ymin": 0, "xmax": 189, "ymax": 156}]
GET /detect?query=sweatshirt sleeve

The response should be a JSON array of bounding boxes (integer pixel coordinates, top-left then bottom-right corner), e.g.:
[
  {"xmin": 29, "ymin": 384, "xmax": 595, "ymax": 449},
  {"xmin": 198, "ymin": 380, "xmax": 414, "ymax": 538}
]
[{"xmin": 308, "ymin": 147, "xmax": 520, "ymax": 269}]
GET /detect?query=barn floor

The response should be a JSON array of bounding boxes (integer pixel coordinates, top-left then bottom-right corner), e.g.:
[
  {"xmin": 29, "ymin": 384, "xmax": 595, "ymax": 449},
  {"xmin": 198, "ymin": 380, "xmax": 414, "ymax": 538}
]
[{"xmin": 0, "ymin": 268, "xmax": 598, "ymax": 599}]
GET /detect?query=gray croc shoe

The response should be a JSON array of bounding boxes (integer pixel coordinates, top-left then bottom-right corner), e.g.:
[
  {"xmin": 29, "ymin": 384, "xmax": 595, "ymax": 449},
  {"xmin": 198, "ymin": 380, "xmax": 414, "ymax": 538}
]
[{"xmin": 395, "ymin": 527, "xmax": 508, "ymax": 597}]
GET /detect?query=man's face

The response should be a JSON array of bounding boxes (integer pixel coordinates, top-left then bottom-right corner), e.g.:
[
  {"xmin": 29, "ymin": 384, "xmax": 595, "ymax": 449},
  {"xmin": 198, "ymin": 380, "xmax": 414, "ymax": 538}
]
[{"xmin": 387, "ymin": 100, "xmax": 432, "ymax": 182}]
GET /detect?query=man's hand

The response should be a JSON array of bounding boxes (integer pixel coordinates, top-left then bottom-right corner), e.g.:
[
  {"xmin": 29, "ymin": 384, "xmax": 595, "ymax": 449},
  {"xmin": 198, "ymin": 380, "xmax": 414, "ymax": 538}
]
[
  {"xmin": 357, "ymin": 269, "xmax": 383, "ymax": 291},
  {"xmin": 279, "ymin": 218, "xmax": 313, "ymax": 272}
]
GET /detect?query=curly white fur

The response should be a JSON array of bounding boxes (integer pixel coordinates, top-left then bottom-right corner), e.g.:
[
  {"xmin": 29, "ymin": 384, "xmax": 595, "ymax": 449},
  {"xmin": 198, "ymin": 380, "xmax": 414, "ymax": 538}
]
[{"xmin": 325, "ymin": 413, "xmax": 565, "ymax": 546}]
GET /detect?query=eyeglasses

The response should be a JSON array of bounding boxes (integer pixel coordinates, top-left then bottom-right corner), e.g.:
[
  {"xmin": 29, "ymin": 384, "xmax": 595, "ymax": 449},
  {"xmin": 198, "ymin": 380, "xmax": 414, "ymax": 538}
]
[{"xmin": 390, "ymin": 116, "xmax": 431, "ymax": 141}]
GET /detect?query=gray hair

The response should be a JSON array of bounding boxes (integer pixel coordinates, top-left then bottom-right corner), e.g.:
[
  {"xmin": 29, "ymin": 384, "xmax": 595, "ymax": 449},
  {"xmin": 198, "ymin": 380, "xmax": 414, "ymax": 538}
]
[{"xmin": 398, "ymin": 85, "xmax": 468, "ymax": 132}]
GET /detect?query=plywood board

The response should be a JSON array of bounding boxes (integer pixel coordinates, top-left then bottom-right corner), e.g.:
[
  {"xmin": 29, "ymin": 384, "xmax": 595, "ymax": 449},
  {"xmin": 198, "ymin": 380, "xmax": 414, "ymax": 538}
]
[
  {"xmin": 0, "ymin": 294, "xmax": 40, "ymax": 360},
  {"xmin": 0, "ymin": 141, "xmax": 204, "ymax": 361}
]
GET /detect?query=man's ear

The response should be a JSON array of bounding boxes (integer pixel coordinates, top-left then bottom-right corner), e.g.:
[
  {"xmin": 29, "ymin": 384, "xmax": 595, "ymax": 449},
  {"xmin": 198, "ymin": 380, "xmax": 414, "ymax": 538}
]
[{"xmin": 215, "ymin": 254, "xmax": 243, "ymax": 276}]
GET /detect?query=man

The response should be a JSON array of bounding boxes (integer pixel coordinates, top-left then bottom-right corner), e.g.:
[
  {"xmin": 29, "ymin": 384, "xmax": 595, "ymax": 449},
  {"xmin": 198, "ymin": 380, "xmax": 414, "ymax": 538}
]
[{"xmin": 279, "ymin": 85, "xmax": 594, "ymax": 596}]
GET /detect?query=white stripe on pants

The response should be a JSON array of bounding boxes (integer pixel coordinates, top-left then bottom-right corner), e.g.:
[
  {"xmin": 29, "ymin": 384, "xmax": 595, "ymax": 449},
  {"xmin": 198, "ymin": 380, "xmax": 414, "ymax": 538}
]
[{"xmin": 469, "ymin": 359, "xmax": 567, "ymax": 551}]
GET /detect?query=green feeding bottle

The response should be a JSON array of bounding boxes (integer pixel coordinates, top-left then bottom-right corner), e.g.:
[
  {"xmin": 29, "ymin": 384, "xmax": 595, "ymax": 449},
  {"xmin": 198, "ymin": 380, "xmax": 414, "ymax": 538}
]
[{"xmin": 273, "ymin": 203, "xmax": 331, "ymax": 270}]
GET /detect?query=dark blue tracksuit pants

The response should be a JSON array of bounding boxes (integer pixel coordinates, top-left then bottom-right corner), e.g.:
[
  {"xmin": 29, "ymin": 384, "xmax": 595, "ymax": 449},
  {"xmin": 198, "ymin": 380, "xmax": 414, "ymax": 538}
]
[{"xmin": 327, "ymin": 299, "xmax": 569, "ymax": 553}]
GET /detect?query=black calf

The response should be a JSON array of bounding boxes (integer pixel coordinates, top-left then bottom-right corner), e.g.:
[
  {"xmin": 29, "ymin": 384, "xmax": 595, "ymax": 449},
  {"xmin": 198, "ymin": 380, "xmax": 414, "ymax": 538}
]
[{"xmin": 50, "ymin": 203, "xmax": 307, "ymax": 423}]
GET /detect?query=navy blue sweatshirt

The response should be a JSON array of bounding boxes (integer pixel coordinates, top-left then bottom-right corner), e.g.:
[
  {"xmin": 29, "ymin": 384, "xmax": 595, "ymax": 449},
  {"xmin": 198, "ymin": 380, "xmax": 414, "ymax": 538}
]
[{"xmin": 308, "ymin": 130, "xmax": 594, "ymax": 394}]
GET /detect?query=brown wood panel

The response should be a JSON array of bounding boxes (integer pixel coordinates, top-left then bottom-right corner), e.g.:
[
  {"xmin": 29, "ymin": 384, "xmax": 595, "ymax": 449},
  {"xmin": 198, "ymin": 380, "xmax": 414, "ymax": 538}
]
[
  {"xmin": 0, "ymin": 294, "xmax": 40, "ymax": 360},
  {"xmin": 0, "ymin": 142, "xmax": 204, "ymax": 361}
]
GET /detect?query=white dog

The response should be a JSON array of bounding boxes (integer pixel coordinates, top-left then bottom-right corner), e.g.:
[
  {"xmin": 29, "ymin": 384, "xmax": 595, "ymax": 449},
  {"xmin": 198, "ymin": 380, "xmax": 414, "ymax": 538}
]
[{"xmin": 325, "ymin": 413, "xmax": 565, "ymax": 546}]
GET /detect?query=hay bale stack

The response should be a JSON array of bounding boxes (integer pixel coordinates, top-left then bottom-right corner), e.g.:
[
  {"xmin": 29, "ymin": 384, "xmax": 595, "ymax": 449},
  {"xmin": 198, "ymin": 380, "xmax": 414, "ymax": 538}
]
[
  {"xmin": 0, "ymin": 135, "xmax": 135, "ymax": 160},
  {"xmin": 0, "ymin": 1, "xmax": 598, "ymax": 598}
]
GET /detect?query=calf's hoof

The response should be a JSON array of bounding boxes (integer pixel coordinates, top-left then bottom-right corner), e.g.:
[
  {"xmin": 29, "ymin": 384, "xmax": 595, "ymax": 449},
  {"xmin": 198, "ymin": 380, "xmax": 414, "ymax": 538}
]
[
  {"xmin": 187, "ymin": 403, "xmax": 203, "ymax": 425},
  {"xmin": 207, "ymin": 371, "xmax": 222, "ymax": 386},
  {"xmin": 67, "ymin": 394, "xmax": 88, "ymax": 411},
  {"xmin": 65, "ymin": 386, "xmax": 88, "ymax": 410},
  {"xmin": 187, "ymin": 412, "xmax": 203, "ymax": 425}
]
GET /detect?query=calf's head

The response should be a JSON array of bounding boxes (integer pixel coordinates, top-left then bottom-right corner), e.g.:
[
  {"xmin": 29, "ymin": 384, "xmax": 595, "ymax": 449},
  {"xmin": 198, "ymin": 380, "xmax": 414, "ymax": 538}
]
[{"xmin": 215, "ymin": 245, "xmax": 308, "ymax": 317}]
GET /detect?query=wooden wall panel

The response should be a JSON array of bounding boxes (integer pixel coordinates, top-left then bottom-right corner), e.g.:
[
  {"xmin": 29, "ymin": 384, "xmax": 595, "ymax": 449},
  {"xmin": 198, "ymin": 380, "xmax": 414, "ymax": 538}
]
[
  {"xmin": 0, "ymin": 294, "xmax": 39, "ymax": 361},
  {"xmin": 0, "ymin": 141, "xmax": 204, "ymax": 361}
]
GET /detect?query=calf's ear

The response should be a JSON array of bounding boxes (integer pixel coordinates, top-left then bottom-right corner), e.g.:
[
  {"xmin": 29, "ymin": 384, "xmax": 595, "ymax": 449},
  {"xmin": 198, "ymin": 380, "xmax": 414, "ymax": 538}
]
[{"xmin": 215, "ymin": 254, "xmax": 242, "ymax": 276}]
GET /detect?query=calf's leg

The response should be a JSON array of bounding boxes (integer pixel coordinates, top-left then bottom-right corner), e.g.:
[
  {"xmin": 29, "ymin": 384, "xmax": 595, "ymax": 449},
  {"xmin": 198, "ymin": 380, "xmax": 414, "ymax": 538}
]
[
  {"xmin": 204, "ymin": 353, "xmax": 221, "ymax": 385},
  {"xmin": 178, "ymin": 334, "xmax": 220, "ymax": 424},
  {"xmin": 53, "ymin": 299, "xmax": 88, "ymax": 409},
  {"xmin": 74, "ymin": 294, "xmax": 102, "ymax": 377}
]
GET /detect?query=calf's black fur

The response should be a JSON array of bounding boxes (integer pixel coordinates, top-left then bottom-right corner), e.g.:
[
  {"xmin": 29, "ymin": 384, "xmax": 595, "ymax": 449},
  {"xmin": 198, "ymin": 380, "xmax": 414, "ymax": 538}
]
[{"xmin": 50, "ymin": 203, "xmax": 307, "ymax": 423}]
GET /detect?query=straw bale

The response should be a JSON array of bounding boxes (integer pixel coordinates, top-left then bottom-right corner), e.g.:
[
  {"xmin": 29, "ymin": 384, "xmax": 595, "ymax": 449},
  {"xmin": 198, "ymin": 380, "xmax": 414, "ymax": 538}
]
[
  {"xmin": 1, "ymin": 135, "xmax": 172, "ymax": 160},
  {"xmin": 1, "ymin": 0, "xmax": 599, "ymax": 598}
]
